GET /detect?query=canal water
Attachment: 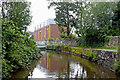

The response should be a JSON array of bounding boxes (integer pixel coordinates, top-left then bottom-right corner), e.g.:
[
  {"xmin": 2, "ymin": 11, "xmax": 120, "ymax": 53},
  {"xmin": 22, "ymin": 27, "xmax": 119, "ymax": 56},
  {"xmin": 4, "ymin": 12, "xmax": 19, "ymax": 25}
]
[{"xmin": 11, "ymin": 50, "xmax": 120, "ymax": 79}]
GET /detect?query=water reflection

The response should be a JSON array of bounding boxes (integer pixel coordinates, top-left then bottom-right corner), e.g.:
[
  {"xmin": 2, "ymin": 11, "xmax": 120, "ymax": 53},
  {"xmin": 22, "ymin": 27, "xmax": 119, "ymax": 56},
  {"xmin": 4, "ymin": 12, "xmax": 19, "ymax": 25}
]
[
  {"xmin": 28, "ymin": 50, "xmax": 119, "ymax": 79},
  {"xmin": 10, "ymin": 50, "xmax": 120, "ymax": 79}
]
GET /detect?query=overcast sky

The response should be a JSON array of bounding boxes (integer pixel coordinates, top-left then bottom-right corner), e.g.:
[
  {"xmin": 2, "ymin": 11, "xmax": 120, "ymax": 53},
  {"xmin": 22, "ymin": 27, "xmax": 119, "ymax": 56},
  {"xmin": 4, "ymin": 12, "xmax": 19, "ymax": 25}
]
[{"xmin": 27, "ymin": 0, "xmax": 55, "ymax": 32}]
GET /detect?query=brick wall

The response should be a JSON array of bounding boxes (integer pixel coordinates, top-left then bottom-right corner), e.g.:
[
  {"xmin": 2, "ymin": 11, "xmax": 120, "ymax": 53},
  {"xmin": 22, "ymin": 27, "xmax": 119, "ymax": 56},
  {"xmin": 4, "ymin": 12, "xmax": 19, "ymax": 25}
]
[
  {"xmin": 49, "ymin": 24, "xmax": 61, "ymax": 39},
  {"xmin": 34, "ymin": 24, "xmax": 63, "ymax": 41}
]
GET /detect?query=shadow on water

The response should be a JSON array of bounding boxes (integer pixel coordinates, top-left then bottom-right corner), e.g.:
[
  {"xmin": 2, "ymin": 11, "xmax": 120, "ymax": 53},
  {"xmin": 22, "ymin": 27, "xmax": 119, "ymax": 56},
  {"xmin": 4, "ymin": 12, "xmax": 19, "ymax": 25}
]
[{"xmin": 10, "ymin": 50, "xmax": 120, "ymax": 79}]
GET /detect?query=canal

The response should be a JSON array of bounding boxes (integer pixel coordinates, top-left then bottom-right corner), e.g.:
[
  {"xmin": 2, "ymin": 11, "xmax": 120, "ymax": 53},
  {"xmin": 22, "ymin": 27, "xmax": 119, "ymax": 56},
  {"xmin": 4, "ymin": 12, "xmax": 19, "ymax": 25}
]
[{"xmin": 10, "ymin": 50, "xmax": 120, "ymax": 79}]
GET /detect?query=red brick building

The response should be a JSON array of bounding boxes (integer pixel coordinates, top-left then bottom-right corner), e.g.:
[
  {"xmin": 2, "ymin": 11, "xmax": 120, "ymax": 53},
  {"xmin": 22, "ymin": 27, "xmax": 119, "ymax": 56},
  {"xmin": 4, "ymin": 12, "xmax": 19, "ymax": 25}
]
[{"xmin": 34, "ymin": 24, "xmax": 64, "ymax": 41}]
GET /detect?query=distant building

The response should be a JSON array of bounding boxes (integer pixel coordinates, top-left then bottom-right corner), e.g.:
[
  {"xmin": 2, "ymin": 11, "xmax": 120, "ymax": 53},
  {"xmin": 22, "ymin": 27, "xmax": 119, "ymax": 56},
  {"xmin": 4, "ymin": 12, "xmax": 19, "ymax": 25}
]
[
  {"xmin": 34, "ymin": 19, "xmax": 66, "ymax": 41},
  {"xmin": 34, "ymin": 24, "xmax": 61, "ymax": 41}
]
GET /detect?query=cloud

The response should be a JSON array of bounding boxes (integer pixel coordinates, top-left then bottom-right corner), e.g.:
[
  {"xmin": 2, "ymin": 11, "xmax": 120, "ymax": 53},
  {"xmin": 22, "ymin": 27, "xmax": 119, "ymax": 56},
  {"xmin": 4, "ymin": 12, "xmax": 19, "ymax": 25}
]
[{"xmin": 27, "ymin": 0, "xmax": 55, "ymax": 32}]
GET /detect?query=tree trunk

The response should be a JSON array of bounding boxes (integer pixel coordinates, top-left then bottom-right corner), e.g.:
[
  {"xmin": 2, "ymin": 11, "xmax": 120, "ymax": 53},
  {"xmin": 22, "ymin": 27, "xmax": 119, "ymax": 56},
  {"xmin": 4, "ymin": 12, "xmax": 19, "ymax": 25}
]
[{"xmin": 67, "ymin": 26, "xmax": 70, "ymax": 38}]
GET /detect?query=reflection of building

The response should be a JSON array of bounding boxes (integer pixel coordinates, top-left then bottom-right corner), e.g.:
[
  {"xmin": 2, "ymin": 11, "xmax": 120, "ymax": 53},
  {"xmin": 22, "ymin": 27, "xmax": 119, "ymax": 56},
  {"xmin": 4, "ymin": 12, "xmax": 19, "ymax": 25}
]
[{"xmin": 39, "ymin": 54, "xmax": 68, "ymax": 72}]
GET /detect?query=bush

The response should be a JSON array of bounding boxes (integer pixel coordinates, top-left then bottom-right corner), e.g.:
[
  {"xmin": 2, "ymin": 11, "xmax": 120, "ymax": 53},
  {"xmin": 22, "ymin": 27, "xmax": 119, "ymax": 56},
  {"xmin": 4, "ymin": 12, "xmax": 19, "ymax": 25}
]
[
  {"xmin": 114, "ymin": 61, "xmax": 120, "ymax": 72},
  {"xmin": 77, "ymin": 29, "xmax": 106, "ymax": 47},
  {"xmin": 88, "ymin": 51, "xmax": 98, "ymax": 60},
  {"xmin": 83, "ymin": 49, "xmax": 92, "ymax": 56},
  {"xmin": 2, "ymin": 21, "xmax": 40, "ymax": 79}
]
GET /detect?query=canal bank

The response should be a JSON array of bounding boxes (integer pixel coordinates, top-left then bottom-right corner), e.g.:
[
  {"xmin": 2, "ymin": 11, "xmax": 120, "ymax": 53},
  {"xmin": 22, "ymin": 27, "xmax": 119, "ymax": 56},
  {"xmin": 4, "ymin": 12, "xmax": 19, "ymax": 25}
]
[
  {"xmin": 10, "ymin": 50, "xmax": 120, "ymax": 79},
  {"xmin": 46, "ymin": 45, "xmax": 120, "ymax": 75}
]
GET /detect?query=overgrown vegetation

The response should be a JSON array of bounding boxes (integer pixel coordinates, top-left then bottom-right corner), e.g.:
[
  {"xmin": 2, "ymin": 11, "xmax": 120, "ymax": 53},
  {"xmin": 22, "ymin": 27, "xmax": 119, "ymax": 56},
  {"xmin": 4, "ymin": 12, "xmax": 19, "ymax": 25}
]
[
  {"xmin": 114, "ymin": 61, "xmax": 120, "ymax": 72},
  {"xmin": 48, "ymin": 1, "xmax": 120, "ymax": 47},
  {"xmin": 1, "ymin": 1, "xmax": 40, "ymax": 79},
  {"xmin": 0, "ymin": 19, "xmax": 1, "ymax": 53},
  {"xmin": 88, "ymin": 51, "xmax": 98, "ymax": 61},
  {"xmin": 2, "ymin": 2, "xmax": 32, "ymax": 32},
  {"xmin": 47, "ymin": 45, "xmax": 120, "ymax": 72},
  {"xmin": 46, "ymin": 45, "xmax": 92, "ymax": 56},
  {"xmin": 47, "ymin": 45, "xmax": 99, "ymax": 62},
  {"xmin": 2, "ymin": 20, "xmax": 40, "ymax": 79}
]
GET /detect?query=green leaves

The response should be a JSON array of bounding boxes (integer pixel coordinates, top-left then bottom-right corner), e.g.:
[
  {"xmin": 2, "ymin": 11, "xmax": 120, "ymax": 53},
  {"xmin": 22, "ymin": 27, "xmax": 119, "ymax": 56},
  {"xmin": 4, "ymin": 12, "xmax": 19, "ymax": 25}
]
[
  {"xmin": 114, "ymin": 61, "xmax": 120, "ymax": 71},
  {"xmin": 49, "ymin": 2, "xmax": 76, "ymax": 38},
  {"xmin": 2, "ymin": 2, "xmax": 32, "ymax": 32},
  {"xmin": 2, "ymin": 21, "xmax": 39, "ymax": 79}
]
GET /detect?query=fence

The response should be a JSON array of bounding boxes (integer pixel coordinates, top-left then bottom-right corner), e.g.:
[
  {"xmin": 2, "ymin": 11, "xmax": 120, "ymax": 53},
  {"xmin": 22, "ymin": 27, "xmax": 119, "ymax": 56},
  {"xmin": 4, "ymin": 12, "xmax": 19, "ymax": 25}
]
[{"xmin": 36, "ymin": 39, "xmax": 77, "ymax": 46}]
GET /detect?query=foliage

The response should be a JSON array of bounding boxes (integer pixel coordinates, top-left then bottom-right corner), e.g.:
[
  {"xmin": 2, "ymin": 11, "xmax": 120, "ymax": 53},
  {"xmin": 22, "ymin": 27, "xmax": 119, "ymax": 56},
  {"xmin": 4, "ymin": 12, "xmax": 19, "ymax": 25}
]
[
  {"xmin": 88, "ymin": 51, "xmax": 98, "ymax": 60},
  {"xmin": 0, "ymin": 19, "xmax": 1, "ymax": 52},
  {"xmin": 109, "ymin": 1, "xmax": 120, "ymax": 36},
  {"xmin": 74, "ymin": 2, "xmax": 118, "ymax": 47},
  {"xmin": 2, "ymin": 1, "xmax": 32, "ymax": 32},
  {"xmin": 49, "ymin": 38, "xmax": 56, "ymax": 41},
  {"xmin": 60, "ymin": 32, "xmax": 77, "ymax": 39},
  {"xmin": 46, "ymin": 45, "xmax": 92, "ymax": 57},
  {"xmin": 2, "ymin": 20, "xmax": 40, "ymax": 79},
  {"xmin": 47, "ymin": 26, "xmax": 49, "ymax": 40},
  {"xmin": 114, "ymin": 61, "xmax": 120, "ymax": 72},
  {"xmin": 59, "ymin": 32, "xmax": 68, "ymax": 39},
  {"xmin": 48, "ymin": 2, "xmax": 76, "ymax": 38},
  {"xmin": 85, "ymin": 29, "xmax": 106, "ymax": 47},
  {"xmin": 49, "ymin": 38, "xmax": 61, "ymax": 41},
  {"xmin": 48, "ymin": 1, "xmax": 119, "ymax": 47},
  {"xmin": 77, "ymin": 30, "xmax": 106, "ymax": 47}
]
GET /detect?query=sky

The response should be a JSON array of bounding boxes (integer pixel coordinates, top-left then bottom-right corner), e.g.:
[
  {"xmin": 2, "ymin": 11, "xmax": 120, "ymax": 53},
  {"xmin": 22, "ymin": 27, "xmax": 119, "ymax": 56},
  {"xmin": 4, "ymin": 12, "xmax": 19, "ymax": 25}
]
[{"xmin": 27, "ymin": 0, "xmax": 56, "ymax": 32}]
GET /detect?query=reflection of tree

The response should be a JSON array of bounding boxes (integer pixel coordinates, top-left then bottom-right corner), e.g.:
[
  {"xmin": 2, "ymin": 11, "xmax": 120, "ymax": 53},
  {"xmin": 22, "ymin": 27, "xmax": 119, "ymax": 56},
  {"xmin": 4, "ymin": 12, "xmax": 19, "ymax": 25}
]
[
  {"xmin": 38, "ymin": 50, "xmax": 119, "ymax": 78},
  {"xmin": 75, "ymin": 70, "xmax": 78, "ymax": 79},
  {"xmin": 66, "ymin": 61, "xmax": 70, "ymax": 79},
  {"xmin": 58, "ymin": 71, "xmax": 61, "ymax": 79},
  {"xmin": 9, "ymin": 61, "xmax": 38, "ymax": 79},
  {"xmin": 81, "ymin": 66, "xmax": 84, "ymax": 78}
]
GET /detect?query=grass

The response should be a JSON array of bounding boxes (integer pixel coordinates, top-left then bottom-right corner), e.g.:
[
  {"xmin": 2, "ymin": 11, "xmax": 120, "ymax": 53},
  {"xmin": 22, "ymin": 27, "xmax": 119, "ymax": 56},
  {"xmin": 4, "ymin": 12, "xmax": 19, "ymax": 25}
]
[
  {"xmin": 76, "ymin": 46, "xmax": 118, "ymax": 50},
  {"xmin": 37, "ymin": 43, "xmax": 118, "ymax": 50}
]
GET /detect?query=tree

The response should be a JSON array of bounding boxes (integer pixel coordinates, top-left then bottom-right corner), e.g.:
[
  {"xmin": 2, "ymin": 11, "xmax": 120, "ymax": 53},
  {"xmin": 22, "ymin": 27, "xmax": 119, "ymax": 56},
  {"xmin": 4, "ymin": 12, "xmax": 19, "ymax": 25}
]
[
  {"xmin": 48, "ymin": 1, "xmax": 118, "ymax": 47},
  {"xmin": 2, "ymin": 1, "xmax": 32, "ymax": 32},
  {"xmin": 2, "ymin": 20, "xmax": 39, "ymax": 79},
  {"xmin": 72, "ymin": 2, "xmax": 117, "ymax": 46},
  {"xmin": 72, "ymin": 2, "xmax": 92, "ymax": 37},
  {"xmin": 112, "ymin": 2, "xmax": 120, "ymax": 63},
  {"xmin": 110, "ymin": 1, "xmax": 120, "ymax": 36},
  {"xmin": 48, "ymin": 2, "xmax": 76, "ymax": 38}
]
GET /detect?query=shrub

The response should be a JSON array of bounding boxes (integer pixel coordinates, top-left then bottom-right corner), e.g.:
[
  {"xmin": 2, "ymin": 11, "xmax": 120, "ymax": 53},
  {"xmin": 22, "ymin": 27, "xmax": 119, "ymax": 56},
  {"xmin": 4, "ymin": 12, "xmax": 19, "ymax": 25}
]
[
  {"xmin": 88, "ymin": 51, "xmax": 98, "ymax": 60},
  {"xmin": 2, "ymin": 21, "xmax": 40, "ymax": 79},
  {"xmin": 83, "ymin": 49, "xmax": 92, "ymax": 56},
  {"xmin": 77, "ymin": 29, "xmax": 106, "ymax": 47},
  {"xmin": 114, "ymin": 61, "xmax": 120, "ymax": 72}
]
